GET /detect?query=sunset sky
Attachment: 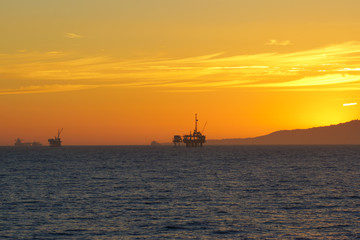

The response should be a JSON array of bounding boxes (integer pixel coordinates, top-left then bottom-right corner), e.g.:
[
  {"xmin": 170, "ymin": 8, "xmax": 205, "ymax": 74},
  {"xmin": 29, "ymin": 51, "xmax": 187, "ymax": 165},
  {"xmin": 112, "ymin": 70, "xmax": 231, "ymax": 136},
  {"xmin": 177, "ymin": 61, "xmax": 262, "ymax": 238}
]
[{"xmin": 1, "ymin": 0, "xmax": 360, "ymax": 145}]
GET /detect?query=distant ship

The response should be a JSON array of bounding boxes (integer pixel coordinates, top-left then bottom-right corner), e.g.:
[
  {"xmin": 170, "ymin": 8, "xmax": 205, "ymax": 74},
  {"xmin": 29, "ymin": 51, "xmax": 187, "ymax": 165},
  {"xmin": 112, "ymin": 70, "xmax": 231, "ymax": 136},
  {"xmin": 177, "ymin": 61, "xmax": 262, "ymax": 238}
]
[
  {"xmin": 14, "ymin": 138, "xmax": 42, "ymax": 147},
  {"xmin": 48, "ymin": 129, "xmax": 63, "ymax": 147},
  {"xmin": 173, "ymin": 114, "xmax": 206, "ymax": 147},
  {"xmin": 32, "ymin": 142, "xmax": 42, "ymax": 147}
]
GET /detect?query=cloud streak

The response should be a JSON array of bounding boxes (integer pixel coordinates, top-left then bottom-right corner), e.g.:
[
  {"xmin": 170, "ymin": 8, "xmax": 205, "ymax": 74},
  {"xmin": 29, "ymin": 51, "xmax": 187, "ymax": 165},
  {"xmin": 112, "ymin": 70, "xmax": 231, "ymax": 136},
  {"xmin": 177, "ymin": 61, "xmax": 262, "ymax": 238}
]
[
  {"xmin": 0, "ymin": 84, "xmax": 98, "ymax": 95},
  {"xmin": 244, "ymin": 74, "xmax": 360, "ymax": 88},
  {"xmin": 1, "ymin": 42, "xmax": 360, "ymax": 94},
  {"xmin": 65, "ymin": 32, "xmax": 83, "ymax": 39},
  {"xmin": 343, "ymin": 103, "xmax": 357, "ymax": 106},
  {"xmin": 266, "ymin": 39, "xmax": 292, "ymax": 46}
]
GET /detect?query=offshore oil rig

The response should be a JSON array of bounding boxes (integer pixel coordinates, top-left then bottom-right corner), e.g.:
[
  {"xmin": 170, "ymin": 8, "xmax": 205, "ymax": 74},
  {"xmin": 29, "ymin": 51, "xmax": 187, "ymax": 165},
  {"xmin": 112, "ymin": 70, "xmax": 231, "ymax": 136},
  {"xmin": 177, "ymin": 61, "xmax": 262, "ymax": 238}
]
[
  {"xmin": 173, "ymin": 114, "xmax": 206, "ymax": 147},
  {"xmin": 48, "ymin": 128, "xmax": 63, "ymax": 147}
]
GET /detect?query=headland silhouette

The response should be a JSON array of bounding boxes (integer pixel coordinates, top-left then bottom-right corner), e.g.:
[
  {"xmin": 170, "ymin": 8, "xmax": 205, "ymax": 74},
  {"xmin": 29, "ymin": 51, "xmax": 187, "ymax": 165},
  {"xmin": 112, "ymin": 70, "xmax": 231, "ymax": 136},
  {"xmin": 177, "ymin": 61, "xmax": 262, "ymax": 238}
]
[{"xmin": 207, "ymin": 120, "xmax": 360, "ymax": 145}]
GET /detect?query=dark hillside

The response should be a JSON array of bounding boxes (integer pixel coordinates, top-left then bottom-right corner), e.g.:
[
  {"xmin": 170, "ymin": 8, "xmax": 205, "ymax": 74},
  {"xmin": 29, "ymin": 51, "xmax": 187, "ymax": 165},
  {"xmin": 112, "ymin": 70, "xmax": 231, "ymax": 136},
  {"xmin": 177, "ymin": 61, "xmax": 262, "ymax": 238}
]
[{"xmin": 208, "ymin": 120, "xmax": 360, "ymax": 145}]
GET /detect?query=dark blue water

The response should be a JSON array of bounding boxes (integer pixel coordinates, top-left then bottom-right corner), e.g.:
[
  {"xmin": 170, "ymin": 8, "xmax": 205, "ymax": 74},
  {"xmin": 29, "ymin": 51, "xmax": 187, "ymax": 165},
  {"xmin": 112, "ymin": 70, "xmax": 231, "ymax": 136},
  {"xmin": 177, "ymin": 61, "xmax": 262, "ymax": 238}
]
[{"xmin": 1, "ymin": 146, "xmax": 359, "ymax": 239}]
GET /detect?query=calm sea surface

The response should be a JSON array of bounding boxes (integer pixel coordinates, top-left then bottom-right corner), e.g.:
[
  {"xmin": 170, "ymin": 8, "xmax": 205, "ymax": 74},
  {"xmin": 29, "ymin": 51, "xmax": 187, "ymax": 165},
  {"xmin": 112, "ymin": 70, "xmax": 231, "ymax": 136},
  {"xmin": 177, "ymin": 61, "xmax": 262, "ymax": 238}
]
[{"xmin": 0, "ymin": 146, "xmax": 359, "ymax": 239}]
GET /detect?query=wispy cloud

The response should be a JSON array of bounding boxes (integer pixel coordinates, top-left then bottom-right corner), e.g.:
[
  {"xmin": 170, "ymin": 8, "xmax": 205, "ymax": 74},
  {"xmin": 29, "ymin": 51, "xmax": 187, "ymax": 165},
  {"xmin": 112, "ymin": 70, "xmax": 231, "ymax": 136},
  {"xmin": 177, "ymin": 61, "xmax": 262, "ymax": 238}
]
[
  {"xmin": 245, "ymin": 74, "xmax": 360, "ymax": 88},
  {"xmin": 343, "ymin": 102, "xmax": 357, "ymax": 106},
  {"xmin": 0, "ymin": 84, "xmax": 98, "ymax": 95},
  {"xmin": 337, "ymin": 68, "xmax": 360, "ymax": 72},
  {"xmin": 1, "ymin": 42, "xmax": 360, "ymax": 94},
  {"xmin": 65, "ymin": 32, "xmax": 83, "ymax": 39},
  {"xmin": 266, "ymin": 39, "xmax": 292, "ymax": 46}
]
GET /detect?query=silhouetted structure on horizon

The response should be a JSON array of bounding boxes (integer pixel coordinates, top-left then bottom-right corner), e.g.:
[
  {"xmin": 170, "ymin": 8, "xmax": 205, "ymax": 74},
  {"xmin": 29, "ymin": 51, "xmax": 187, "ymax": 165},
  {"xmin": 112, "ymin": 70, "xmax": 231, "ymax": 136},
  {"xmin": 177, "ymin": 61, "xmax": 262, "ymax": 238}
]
[
  {"xmin": 172, "ymin": 135, "xmax": 182, "ymax": 146},
  {"xmin": 173, "ymin": 114, "xmax": 206, "ymax": 147},
  {"xmin": 14, "ymin": 138, "xmax": 42, "ymax": 147},
  {"xmin": 48, "ymin": 129, "xmax": 63, "ymax": 147}
]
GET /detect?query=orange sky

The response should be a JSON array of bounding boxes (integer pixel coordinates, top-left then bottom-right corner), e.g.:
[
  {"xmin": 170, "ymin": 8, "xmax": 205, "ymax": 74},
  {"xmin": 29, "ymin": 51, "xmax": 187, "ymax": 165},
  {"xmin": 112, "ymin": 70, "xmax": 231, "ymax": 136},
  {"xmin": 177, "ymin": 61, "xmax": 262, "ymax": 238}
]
[{"xmin": 1, "ymin": 0, "xmax": 360, "ymax": 145}]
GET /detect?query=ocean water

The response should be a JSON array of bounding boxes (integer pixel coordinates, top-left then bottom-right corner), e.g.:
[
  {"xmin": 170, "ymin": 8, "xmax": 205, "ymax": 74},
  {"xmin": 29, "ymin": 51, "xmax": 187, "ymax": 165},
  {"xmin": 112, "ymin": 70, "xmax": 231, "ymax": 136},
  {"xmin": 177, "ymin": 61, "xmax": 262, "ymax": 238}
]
[{"xmin": 0, "ymin": 145, "xmax": 359, "ymax": 239}]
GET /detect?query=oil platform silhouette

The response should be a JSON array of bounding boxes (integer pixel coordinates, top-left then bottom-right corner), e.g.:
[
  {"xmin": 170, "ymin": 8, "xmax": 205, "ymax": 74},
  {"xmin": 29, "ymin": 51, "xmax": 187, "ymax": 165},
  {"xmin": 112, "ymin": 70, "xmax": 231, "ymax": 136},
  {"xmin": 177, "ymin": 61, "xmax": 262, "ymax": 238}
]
[
  {"xmin": 14, "ymin": 138, "xmax": 42, "ymax": 147},
  {"xmin": 173, "ymin": 114, "xmax": 206, "ymax": 147},
  {"xmin": 48, "ymin": 128, "xmax": 63, "ymax": 147}
]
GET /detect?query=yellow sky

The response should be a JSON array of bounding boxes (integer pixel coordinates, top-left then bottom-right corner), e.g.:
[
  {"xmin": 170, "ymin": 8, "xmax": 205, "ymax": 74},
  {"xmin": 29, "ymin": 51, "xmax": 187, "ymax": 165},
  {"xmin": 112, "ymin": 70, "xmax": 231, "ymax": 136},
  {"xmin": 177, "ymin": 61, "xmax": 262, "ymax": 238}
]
[{"xmin": 1, "ymin": 0, "xmax": 360, "ymax": 145}]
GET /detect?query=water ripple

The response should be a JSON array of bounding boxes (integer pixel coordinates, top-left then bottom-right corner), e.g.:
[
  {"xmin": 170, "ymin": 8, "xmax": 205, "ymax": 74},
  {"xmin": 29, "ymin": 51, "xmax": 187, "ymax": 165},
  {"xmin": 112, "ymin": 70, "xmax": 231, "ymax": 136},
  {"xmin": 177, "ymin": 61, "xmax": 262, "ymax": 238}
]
[{"xmin": 0, "ymin": 145, "xmax": 359, "ymax": 239}]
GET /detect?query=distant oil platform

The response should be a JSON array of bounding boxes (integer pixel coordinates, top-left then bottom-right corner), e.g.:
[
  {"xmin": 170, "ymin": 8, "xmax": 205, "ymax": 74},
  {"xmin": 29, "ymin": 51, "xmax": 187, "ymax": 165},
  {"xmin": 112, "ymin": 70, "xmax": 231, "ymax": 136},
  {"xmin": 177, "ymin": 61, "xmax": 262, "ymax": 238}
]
[
  {"xmin": 14, "ymin": 138, "xmax": 42, "ymax": 147},
  {"xmin": 48, "ymin": 128, "xmax": 63, "ymax": 147},
  {"xmin": 173, "ymin": 114, "xmax": 206, "ymax": 147}
]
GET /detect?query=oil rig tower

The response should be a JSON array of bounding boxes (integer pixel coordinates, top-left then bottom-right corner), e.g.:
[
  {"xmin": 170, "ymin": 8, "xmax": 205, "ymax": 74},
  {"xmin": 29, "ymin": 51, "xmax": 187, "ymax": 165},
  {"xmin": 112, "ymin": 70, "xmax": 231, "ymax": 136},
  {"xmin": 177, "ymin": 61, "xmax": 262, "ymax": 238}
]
[
  {"xmin": 182, "ymin": 114, "xmax": 206, "ymax": 147},
  {"xmin": 48, "ymin": 128, "xmax": 63, "ymax": 147}
]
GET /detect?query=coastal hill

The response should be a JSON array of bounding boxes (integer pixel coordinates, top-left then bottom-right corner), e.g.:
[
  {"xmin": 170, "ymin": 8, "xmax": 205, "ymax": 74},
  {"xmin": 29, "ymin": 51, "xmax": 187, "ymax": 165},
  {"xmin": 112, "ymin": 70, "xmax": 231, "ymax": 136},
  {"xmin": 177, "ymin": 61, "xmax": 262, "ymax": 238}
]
[{"xmin": 207, "ymin": 120, "xmax": 360, "ymax": 145}]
